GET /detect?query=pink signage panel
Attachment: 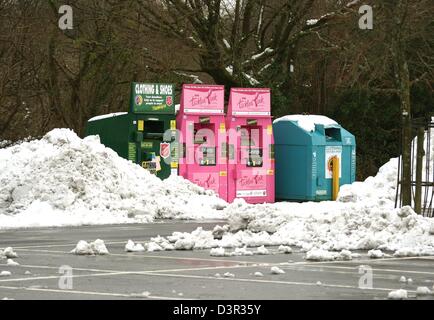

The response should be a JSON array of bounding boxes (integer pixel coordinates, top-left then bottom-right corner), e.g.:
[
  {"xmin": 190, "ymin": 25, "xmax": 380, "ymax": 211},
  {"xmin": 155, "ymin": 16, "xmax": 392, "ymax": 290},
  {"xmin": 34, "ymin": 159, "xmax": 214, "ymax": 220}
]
[
  {"xmin": 181, "ymin": 84, "xmax": 225, "ymax": 114},
  {"xmin": 228, "ymin": 88, "xmax": 271, "ymax": 116}
]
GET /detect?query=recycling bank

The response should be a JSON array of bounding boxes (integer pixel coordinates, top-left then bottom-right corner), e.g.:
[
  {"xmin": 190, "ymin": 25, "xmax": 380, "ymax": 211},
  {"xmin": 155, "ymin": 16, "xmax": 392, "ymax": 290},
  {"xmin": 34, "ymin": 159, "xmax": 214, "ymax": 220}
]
[
  {"xmin": 86, "ymin": 83, "xmax": 177, "ymax": 180},
  {"xmin": 273, "ymin": 115, "xmax": 356, "ymax": 201}
]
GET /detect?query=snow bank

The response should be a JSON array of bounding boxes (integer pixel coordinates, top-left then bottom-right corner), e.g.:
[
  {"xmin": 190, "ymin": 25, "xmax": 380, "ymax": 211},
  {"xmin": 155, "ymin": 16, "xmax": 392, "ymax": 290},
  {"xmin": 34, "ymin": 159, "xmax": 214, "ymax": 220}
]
[
  {"xmin": 270, "ymin": 266, "xmax": 285, "ymax": 274},
  {"xmin": 125, "ymin": 240, "xmax": 145, "ymax": 252},
  {"xmin": 0, "ymin": 129, "xmax": 226, "ymax": 229},
  {"xmin": 146, "ymin": 152, "xmax": 434, "ymax": 259},
  {"xmin": 1, "ymin": 128, "xmax": 434, "ymax": 261},
  {"xmin": 0, "ymin": 247, "xmax": 18, "ymax": 259},
  {"xmin": 70, "ymin": 239, "xmax": 109, "ymax": 255},
  {"xmin": 305, "ymin": 249, "xmax": 354, "ymax": 261},
  {"xmin": 388, "ymin": 289, "xmax": 408, "ymax": 300},
  {"xmin": 0, "ymin": 140, "xmax": 11, "ymax": 148},
  {"xmin": 416, "ymin": 286, "xmax": 432, "ymax": 296},
  {"xmin": 306, "ymin": 19, "xmax": 319, "ymax": 26},
  {"xmin": 6, "ymin": 259, "xmax": 19, "ymax": 266}
]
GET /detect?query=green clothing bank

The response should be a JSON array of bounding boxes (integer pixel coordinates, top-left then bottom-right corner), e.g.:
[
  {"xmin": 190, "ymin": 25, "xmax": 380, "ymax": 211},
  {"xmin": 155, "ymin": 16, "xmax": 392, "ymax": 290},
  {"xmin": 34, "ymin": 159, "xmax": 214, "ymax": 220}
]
[{"xmin": 85, "ymin": 83, "xmax": 178, "ymax": 180}]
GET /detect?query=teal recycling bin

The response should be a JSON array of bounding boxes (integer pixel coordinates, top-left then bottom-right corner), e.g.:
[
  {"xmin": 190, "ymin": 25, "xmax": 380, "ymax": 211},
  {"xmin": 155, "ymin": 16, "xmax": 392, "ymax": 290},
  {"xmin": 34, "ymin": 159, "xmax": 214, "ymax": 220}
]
[{"xmin": 273, "ymin": 115, "xmax": 356, "ymax": 201}]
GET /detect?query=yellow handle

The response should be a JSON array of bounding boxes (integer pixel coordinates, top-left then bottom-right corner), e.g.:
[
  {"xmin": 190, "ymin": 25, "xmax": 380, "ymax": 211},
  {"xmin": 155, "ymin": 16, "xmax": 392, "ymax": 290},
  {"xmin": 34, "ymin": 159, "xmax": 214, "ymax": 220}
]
[{"xmin": 332, "ymin": 156, "xmax": 340, "ymax": 200}]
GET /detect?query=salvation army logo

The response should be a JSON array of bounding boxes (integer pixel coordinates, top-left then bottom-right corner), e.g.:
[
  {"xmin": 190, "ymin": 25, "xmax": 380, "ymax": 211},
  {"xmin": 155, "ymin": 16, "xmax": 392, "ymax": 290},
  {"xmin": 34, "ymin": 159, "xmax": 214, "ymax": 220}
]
[
  {"xmin": 166, "ymin": 96, "xmax": 173, "ymax": 106},
  {"xmin": 135, "ymin": 95, "xmax": 143, "ymax": 106},
  {"xmin": 160, "ymin": 142, "xmax": 170, "ymax": 159}
]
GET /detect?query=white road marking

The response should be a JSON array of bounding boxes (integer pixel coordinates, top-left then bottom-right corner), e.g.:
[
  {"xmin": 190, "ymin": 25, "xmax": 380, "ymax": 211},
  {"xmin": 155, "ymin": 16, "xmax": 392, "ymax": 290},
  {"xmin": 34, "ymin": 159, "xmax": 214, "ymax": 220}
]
[
  {"xmin": 0, "ymin": 285, "xmax": 190, "ymax": 300},
  {"xmin": 137, "ymin": 272, "xmax": 418, "ymax": 294},
  {"xmin": 0, "ymin": 264, "xmax": 262, "ymax": 283},
  {"xmin": 283, "ymin": 264, "xmax": 434, "ymax": 276}
]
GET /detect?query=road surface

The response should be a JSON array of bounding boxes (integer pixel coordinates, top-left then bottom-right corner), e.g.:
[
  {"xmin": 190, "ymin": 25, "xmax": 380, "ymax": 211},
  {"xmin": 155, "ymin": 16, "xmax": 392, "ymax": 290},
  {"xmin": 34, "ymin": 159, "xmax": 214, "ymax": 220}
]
[{"xmin": 0, "ymin": 221, "xmax": 433, "ymax": 300}]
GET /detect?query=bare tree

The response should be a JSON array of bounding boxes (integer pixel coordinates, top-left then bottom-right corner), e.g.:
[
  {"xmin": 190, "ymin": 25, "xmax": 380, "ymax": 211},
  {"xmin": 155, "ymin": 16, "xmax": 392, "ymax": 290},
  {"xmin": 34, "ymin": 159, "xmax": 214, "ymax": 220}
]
[{"xmin": 134, "ymin": 0, "xmax": 363, "ymax": 89}]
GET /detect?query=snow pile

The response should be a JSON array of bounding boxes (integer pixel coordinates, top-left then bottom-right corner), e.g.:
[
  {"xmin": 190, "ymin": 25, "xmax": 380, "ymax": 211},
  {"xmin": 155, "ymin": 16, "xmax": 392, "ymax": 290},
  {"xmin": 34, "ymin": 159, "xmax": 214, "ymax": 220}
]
[
  {"xmin": 125, "ymin": 240, "xmax": 145, "ymax": 252},
  {"xmin": 70, "ymin": 239, "xmax": 109, "ymax": 255},
  {"xmin": 6, "ymin": 259, "xmax": 19, "ymax": 266},
  {"xmin": 388, "ymin": 289, "xmax": 408, "ymax": 300},
  {"xmin": 0, "ymin": 271, "xmax": 11, "ymax": 277},
  {"xmin": 1, "ymin": 247, "xmax": 18, "ymax": 258},
  {"xmin": 305, "ymin": 249, "xmax": 354, "ymax": 261},
  {"xmin": 1, "ymin": 128, "xmax": 434, "ymax": 261},
  {"xmin": 0, "ymin": 129, "xmax": 226, "ymax": 229},
  {"xmin": 416, "ymin": 287, "xmax": 432, "ymax": 296},
  {"xmin": 1, "ymin": 247, "xmax": 18, "ymax": 260},
  {"xmin": 306, "ymin": 19, "xmax": 319, "ymax": 26},
  {"xmin": 209, "ymin": 246, "xmax": 256, "ymax": 257},
  {"xmin": 367, "ymin": 249, "xmax": 388, "ymax": 259},
  {"xmin": 231, "ymin": 247, "xmax": 254, "ymax": 256},
  {"xmin": 270, "ymin": 266, "xmax": 285, "ymax": 274},
  {"xmin": 220, "ymin": 157, "xmax": 434, "ymax": 256},
  {"xmin": 223, "ymin": 272, "xmax": 235, "ymax": 278},
  {"xmin": 146, "ymin": 153, "xmax": 434, "ymax": 259},
  {"xmin": 210, "ymin": 247, "xmax": 226, "ymax": 257},
  {"xmin": 0, "ymin": 140, "xmax": 11, "ymax": 148},
  {"xmin": 278, "ymin": 245, "xmax": 292, "ymax": 254}
]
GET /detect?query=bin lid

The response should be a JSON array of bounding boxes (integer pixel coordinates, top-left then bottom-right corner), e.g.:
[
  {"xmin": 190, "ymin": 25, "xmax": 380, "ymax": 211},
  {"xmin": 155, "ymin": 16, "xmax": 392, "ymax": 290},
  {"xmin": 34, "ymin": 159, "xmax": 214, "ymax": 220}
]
[
  {"xmin": 273, "ymin": 114, "xmax": 338, "ymax": 132},
  {"xmin": 88, "ymin": 112, "xmax": 128, "ymax": 122}
]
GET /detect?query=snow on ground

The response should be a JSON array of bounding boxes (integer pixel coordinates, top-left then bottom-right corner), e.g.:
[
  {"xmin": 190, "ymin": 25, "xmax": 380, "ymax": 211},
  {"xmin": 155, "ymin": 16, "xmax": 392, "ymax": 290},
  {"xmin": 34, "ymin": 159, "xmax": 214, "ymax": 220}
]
[
  {"xmin": 367, "ymin": 249, "xmax": 388, "ymax": 259},
  {"xmin": 0, "ymin": 129, "xmax": 226, "ymax": 229},
  {"xmin": 305, "ymin": 248, "xmax": 354, "ymax": 261},
  {"xmin": 306, "ymin": 19, "xmax": 319, "ymax": 26},
  {"xmin": 278, "ymin": 245, "xmax": 292, "ymax": 254},
  {"xmin": 388, "ymin": 289, "xmax": 408, "ymax": 300},
  {"xmin": 0, "ymin": 247, "xmax": 18, "ymax": 259},
  {"xmin": 1, "ymin": 128, "xmax": 434, "ymax": 260},
  {"xmin": 145, "ymin": 154, "xmax": 434, "ymax": 259},
  {"xmin": 6, "ymin": 258, "xmax": 19, "ymax": 266},
  {"xmin": 416, "ymin": 286, "xmax": 433, "ymax": 296},
  {"xmin": 0, "ymin": 140, "xmax": 11, "ymax": 148},
  {"xmin": 270, "ymin": 266, "xmax": 285, "ymax": 274},
  {"xmin": 70, "ymin": 239, "xmax": 109, "ymax": 255},
  {"xmin": 125, "ymin": 240, "xmax": 145, "ymax": 252}
]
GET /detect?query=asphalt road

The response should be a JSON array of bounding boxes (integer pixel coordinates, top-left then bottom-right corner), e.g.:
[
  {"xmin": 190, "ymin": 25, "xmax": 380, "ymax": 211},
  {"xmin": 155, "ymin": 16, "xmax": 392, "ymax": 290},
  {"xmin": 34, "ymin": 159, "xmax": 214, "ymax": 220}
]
[{"xmin": 0, "ymin": 220, "xmax": 433, "ymax": 300}]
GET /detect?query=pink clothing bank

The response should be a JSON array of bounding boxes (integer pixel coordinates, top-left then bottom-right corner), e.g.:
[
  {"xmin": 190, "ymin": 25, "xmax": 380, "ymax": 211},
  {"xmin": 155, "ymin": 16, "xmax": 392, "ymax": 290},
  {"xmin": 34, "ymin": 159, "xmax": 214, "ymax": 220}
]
[{"xmin": 177, "ymin": 84, "xmax": 275, "ymax": 204}]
